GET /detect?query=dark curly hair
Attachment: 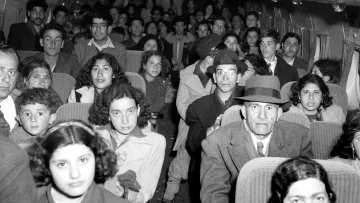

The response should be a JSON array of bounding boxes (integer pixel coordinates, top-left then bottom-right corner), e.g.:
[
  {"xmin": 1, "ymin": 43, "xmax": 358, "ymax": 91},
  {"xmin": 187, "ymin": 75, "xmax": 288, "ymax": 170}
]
[
  {"xmin": 331, "ymin": 110, "xmax": 360, "ymax": 159},
  {"xmin": 241, "ymin": 27, "xmax": 261, "ymax": 54},
  {"xmin": 15, "ymin": 88, "xmax": 62, "ymax": 114},
  {"xmin": 138, "ymin": 50, "xmax": 163, "ymax": 74},
  {"xmin": 75, "ymin": 53, "xmax": 128, "ymax": 89},
  {"xmin": 27, "ymin": 120, "xmax": 117, "ymax": 187},
  {"xmin": 40, "ymin": 22, "xmax": 67, "ymax": 39},
  {"xmin": 312, "ymin": 59, "xmax": 341, "ymax": 85},
  {"xmin": 138, "ymin": 34, "xmax": 162, "ymax": 52},
  {"xmin": 243, "ymin": 54, "xmax": 271, "ymax": 76},
  {"xmin": 268, "ymin": 156, "xmax": 336, "ymax": 203},
  {"xmin": 88, "ymin": 83, "xmax": 151, "ymax": 128},
  {"xmin": 289, "ymin": 74, "xmax": 333, "ymax": 110}
]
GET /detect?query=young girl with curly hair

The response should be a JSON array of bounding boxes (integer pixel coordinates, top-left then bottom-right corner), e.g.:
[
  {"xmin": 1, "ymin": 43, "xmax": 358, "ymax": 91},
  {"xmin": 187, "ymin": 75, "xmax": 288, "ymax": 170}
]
[
  {"xmin": 88, "ymin": 83, "xmax": 166, "ymax": 203},
  {"xmin": 288, "ymin": 74, "xmax": 345, "ymax": 123},
  {"xmin": 68, "ymin": 53, "xmax": 129, "ymax": 103},
  {"xmin": 27, "ymin": 120, "xmax": 129, "ymax": 203}
]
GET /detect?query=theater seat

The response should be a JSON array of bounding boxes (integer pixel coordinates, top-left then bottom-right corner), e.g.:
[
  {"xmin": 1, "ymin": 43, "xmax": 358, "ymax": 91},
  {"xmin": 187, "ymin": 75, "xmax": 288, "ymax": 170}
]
[
  {"xmin": 279, "ymin": 111, "xmax": 310, "ymax": 128},
  {"xmin": 236, "ymin": 157, "xmax": 360, "ymax": 203},
  {"xmin": 55, "ymin": 103, "xmax": 92, "ymax": 123},
  {"xmin": 280, "ymin": 81, "xmax": 296, "ymax": 100},
  {"xmin": 125, "ymin": 72, "xmax": 146, "ymax": 94},
  {"xmin": 17, "ymin": 50, "xmax": 39, "ymax": 60},
  {"xmin": 52, "ymin": 73, "xmax": 76, "ymax": 103},
  {"xmin": 221, "ymin": 105, "xmax": 242, "ymax": 127},
  {"xmin": 126, "ymin": 50, "xmax": 143, "ymax": 73},
  {"xmin": 310, "ymin": 121, "xmax": 343, "ymax": 159}
]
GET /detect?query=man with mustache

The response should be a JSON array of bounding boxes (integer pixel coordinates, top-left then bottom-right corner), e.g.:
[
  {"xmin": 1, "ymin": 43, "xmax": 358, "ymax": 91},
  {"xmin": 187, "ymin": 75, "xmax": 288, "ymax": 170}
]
[
  {"xmin": 8, "ymin": 0, "xmax": 48, "ymax": 51},
  {"xmin": 200, "ymin": 75, "xmax": 313, "ymax": 203},
  {"xmin": 281, "ymin": 32, "xmax": 309, "ymax": 72}
]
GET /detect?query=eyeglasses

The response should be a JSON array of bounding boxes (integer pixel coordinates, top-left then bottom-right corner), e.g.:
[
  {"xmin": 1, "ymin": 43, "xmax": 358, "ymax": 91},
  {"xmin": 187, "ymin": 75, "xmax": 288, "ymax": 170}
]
[{"xmin": 215, "ymin": 69, "xmax": 237, "ymax": 77}]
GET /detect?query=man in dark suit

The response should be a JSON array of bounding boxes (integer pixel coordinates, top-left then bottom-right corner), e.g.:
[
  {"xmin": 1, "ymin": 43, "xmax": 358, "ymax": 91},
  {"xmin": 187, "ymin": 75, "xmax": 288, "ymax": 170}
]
[
  {"xmin": 7, "ymin": 0, "xmax": 48, "ymax": 51},
  {"xmin": 22, "ymin": 23, "xmax": 80, "ymax": 77},
  {"xmin": 260, "ymin": 29, "xmax": 298, "ymax": 87},
  {"xmin": 200, "ymin": 75, "xmax": 313, "ymax": 203},
  {"xmin": 185, "ymin": 50, "xmax": 246, "ymax": 201},
  {"xmin": 281, "ymin": 32, "xmax": 309, "ymax": 72}
]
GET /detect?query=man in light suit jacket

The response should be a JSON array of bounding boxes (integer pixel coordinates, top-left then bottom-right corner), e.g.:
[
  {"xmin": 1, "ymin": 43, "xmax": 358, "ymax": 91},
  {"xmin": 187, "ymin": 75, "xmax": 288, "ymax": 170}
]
[
  {"xmin": 200, "ymin": 75, "xmax": 313, "ymax": 203},
  {"xmin": 260, "ymin": 29, "xmax": 299, "ymax": 87},
  {"xmin": 281, "ymin": 32, "xmax": 309, "ymax": 72},
  {"xmin": 162, "ymin": 34, "xmax": 221, "ymax": 203}
]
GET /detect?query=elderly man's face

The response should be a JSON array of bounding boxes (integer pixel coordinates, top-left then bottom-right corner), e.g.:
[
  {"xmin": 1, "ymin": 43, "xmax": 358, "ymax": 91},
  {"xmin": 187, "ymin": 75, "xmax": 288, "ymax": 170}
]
[
  {"xmin": 0, "ymin": 52, "xmax": 18, "ymax": 102},
  {"xmin": 241, "ymin": 102, "xmax": 282, "ymax": 137}
]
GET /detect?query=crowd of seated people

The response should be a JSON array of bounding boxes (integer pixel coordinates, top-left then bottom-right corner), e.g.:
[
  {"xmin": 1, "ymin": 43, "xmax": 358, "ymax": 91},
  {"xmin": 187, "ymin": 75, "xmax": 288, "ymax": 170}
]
[{"xmin": 0, "ymin": 0, "xmax": 358, "ymax": 203}]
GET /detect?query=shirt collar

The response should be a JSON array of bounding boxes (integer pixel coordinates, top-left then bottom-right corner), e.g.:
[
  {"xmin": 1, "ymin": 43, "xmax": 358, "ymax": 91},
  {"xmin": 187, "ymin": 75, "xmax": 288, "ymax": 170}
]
[
  {"xmin": 264, "ymin": 56, "xmax": 277, "ymax": 65},
  {"xmin": 87, "ymin": 36, "xmax": 115, "ymax": 50}
]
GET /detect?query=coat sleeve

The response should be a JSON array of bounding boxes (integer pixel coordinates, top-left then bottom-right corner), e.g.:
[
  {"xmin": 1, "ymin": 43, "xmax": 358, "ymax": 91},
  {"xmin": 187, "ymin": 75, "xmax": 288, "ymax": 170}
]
[
  {"xmin": 68, "ymin": 54, "xmax": 82, "ymax": 78},
  {"xmin": 117, "ymin": 44, "xmax": 127, "ymax": 71},
  {"xmin": 7, "ymin": 25, "xmax": 19, "ymax": 49},
  {"xmin": 127, "ymin": 134, "xmax": 166, "ymax": 203},
  {"xmin": 176, "ymin": 74, "xmax": 191, "ymax": 120},
  {"xmin": 186, "ymin": 104, "xmax": 207, "ymax": 155},
  {"xmin": 200, "ymin": 138, "xmax": 231, "ymax": 203},
  {"xmin": 73, "ymin": 43, "xmax": 83, "ymax": 64}
]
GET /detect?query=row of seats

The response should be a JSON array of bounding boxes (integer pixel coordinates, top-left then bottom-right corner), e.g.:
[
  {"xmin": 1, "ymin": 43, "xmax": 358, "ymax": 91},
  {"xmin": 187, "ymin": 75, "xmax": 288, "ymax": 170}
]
[{"xmin": 235, "ymin": 157, "xmax": 360, "ymax": 203}]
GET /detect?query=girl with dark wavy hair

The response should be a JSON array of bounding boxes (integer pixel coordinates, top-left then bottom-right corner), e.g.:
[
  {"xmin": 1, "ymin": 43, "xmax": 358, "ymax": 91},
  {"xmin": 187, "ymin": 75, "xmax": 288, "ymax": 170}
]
[
  {"xmin": 27, "ymin": 120, "xmax": 129, "ymax": 203},
  {"xmin": 68, "ymin": 53, "xmax": 129, "ymax": 103},
  {"xmin": 288, "ymin": 74, "xmax": 345, "ymax": 123},
  {"xmin": 268, "ymin": 156, "xmax": 336, "ymax": 203},
  {"xmin": 241, "ymin": 27, "xmax": 261, "ymax": 55},
  {"xmin": 88, "ymin": 83, "xmax": 166, "ymax": 203},
  {"xmin": 331, "ymin": 109, "xmax": 360, "ymax": 171}
]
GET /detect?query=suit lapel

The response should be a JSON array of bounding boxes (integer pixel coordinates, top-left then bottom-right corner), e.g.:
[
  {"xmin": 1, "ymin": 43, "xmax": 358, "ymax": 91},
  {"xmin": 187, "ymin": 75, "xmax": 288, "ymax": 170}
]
[
  {"xmin": 268, "ymin": 124, "xmax": 285, "ymax": 157},
  {"xmin": 227, "ymin": 122, "xmax": 256, "ymax": 171}
]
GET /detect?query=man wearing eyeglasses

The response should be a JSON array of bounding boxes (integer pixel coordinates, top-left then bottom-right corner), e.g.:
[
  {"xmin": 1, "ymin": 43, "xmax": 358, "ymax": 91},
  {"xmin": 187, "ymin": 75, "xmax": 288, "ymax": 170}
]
[
  {"xmin": 8, "ymin": 0, "xmax": 48, "ymax": 51},
  {"xmin": 74, "ymin": 10, "xmax": 127, "ymax": 70},
  {"xmin": 185, "ymin": 49, "xmax": 247, "ymax": 201}
]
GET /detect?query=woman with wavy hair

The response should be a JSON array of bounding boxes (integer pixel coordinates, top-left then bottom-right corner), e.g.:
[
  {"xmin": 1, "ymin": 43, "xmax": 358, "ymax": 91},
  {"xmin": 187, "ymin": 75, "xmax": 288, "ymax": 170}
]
[
  {"xmin": 68, "ymin": 53, "xmax": 129, "ymax": 103},
  {"xmin": 288, "ymin": 74, "xmax": 345, "ymax": 123},
  {"xmin": 331, "ymin": 109, "xmax": 360, "ymax": 171},
  {"xmin": 88, "ymin": 83, "xmax": 166, "ymax": 203},
  {"xmin": 241, "ymin": 27, "xmax": 261, "ymax": 55},
  {"xmin": 27, "ymin": 120, "xmax": 129, "ymax": 203},
  {"xmin": 268, "ymin": 156, "xmax": 336, "ymax": 203}
]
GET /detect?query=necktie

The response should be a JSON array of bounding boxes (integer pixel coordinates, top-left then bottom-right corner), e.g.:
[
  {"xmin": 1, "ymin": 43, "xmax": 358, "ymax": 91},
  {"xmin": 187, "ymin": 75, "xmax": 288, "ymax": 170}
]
[
  {"xmin": 257, "ymin": 142, "xmax": 265, "ymax": 157},
  {"xmin": 0, "ymin": 106, "xmax": 10, "ymax": 136}
]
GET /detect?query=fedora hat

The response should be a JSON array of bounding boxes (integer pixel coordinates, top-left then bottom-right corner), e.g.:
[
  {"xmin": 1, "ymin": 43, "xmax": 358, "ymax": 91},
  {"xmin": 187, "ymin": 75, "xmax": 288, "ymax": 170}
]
[{"xmin": 234, "ymin": 75, "xmax": 289, "ymax": 104}]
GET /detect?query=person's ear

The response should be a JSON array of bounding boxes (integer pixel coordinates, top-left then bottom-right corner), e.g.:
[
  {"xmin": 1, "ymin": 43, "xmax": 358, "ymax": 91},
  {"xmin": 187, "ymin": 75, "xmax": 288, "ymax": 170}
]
[
  {"xmin": 213, "ymin": 73, "xmax": 217, "ymax": 84},
  {"xmin": 236, "ymin": 73, "xmax": 241, "ymax": 84},
  {"xmin": 40, "ymin": 38, "xmax": 44, "ymax": 47},
  {"xmin": 27, "ymin": 11, "xmax": 31, "ymax": 18},
  {"xmin": 16, "ymin": 115, "xmax": 22, "ymax": 125},
  {"xmin": 107, "ymin": 25, "xmax": 113, "ymax": 34},
  {"xmin": 49, "ymin": 113, "xmax": 57, "ymax": 124},
  {"xmin": 277, "ymin": 106, "xmax": 283, "ymax": 121},
  {"xmin": 323, "ymin": 75, "xmax": 330, "ymax": 83},
  {"xmin": 61, "ymin": 40, "xmax": 64, "ymax": 48},
  {"xmin": 275, "ymin": 43, "xmax": 280, "ymax": 51},
  {"xmin": 240, "ymin": 105, "xmax": 247, "ymax": 119}
]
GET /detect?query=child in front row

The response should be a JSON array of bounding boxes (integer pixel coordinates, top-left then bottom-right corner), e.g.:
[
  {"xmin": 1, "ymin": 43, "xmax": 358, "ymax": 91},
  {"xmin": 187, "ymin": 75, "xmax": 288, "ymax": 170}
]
[{"xmin": 9, "ymin": 88, "xmax": 62, "ymax": 148}]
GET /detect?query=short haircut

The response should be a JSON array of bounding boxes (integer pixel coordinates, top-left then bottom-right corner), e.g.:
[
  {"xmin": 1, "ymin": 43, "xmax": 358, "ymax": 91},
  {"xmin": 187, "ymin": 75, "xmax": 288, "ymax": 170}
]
[
  {"xmin": 151, "ymin": 6, "xmax": 163, "ymax": 15},
  {"xmin": 172, "ymin": 15, "xmax": 187, "ymax": 25},
  {"xmin": 222, "ymin": 31, "xmax": 239, "ymax": 43},
  {"xmin": 15, "ymin": 88, "xmax": 62, "ymax": 114},
  {"xmin": 259, "ymin": 29, "xmax": 280, "ymax": 44},
  {"xmin": 75, "ymin": 53, "xmax": 129, "ymax": 89},
  {"xmin": 195, "ymin": 8, "xmax": 204, "ymax": 15},
  {"xmin": 109, "ymin": 6, "xmax": 120, "ymax": 13},
  {"xmin": 138, "ymin": 34, "xmax": 162, "ymax": 52},
  {"xmin": 26, "ymin": 0, "xmax": 48, "ymax": 12},
  {"xmin": 88, "ymin": 83, "xmax": 151, "ymax": 128},
  {"xmin": 28, "ymin": 120, "xmax": 117, "ymax": 187},
  {"xmin": 0, "ymin": 45, "xmax": 20, "ymax": 67},
  {"xmin": 331, "ymin": 109, "xmax": 360, "ymax": 159},
  {"xmin": 312, "ymin": 59, "xmax": 341, "ymax": 84},
  {"xmin": 289, "ymin": 74, "xmax": 333, "ymax": 109},
  {"xmin": 130, "ymin": 17, "xmax": 144, "ymax": 26},
  {"xmin": 281, "ymin": 32, "xmax": 302, "ymax": 45},
  {"xmin": 212, "ymin": 15, "xmax": 226, "ymax": 25},
  {"xmin": 196, "ymin": 21, "xmax": 209, "ymax": 30},
  {"xmin": 72, "ymin": 32, "xmax": 91, "ymax": 44},
  {"xmin": 92, "ymin": 9, "xmax": 113, "ymax": 26},
  {"xmin": 245, "ymin": 11, "xmax": 259, "ymax": 21},
  {"xmin": 40, "ymin": 22, "xmax": 66, "ymax": 39},
  {"xmin": 269, "ymin": 156, "xmax": 336, "ymax": 203},
  {"xmin": 243, "ymin": 54, "xmax": 272, "ymax": 76},
  {"xmin": 53, "ymin": 5, "xmax": 68, "ymax": 16}
]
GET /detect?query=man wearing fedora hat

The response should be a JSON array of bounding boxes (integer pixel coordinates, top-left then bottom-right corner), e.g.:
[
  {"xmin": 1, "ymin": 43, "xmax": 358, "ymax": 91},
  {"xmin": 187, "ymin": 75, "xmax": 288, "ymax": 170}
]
[
  {"xmin": 185, "ymin": 49, "xmax": 247, "ymax": 201},
  {"xmin": 200, "ymin": 75, "xmax": 313, "ymax": 203},
  {"xmin": 162, "ymin": 34, "xmax": 222, "ymax": 203}
]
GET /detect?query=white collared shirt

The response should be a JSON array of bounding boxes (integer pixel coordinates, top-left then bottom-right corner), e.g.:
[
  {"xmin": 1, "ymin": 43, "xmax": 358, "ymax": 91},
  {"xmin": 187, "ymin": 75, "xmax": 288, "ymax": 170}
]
[
  {"xmin": 264, "ymin": 56, "xmax": 278, "ymax": 75},
  {"xmin": 244, "ymin": 120, "xmax": 272, "ymax": 156},
  {"xmin": 287, "ymin": 58, "xmax": 295, "ymax": 66},
  {"xmin": 0, "ymin": 96, "xmax": 17, "ymax": 131},
  {"xmin": 87, "ymin": 36, "xmax": 115, "ymax": 52}
]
